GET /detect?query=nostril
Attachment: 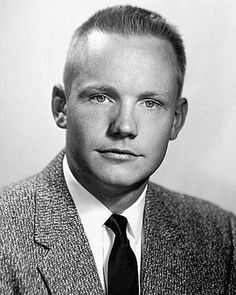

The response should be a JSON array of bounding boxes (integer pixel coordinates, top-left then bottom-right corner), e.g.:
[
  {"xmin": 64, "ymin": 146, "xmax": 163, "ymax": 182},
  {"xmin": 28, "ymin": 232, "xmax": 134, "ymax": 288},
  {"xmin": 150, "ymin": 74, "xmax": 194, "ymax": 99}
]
[{"xmin": 108, "ymin": 117, "xmax": 138, "ymax": 139}]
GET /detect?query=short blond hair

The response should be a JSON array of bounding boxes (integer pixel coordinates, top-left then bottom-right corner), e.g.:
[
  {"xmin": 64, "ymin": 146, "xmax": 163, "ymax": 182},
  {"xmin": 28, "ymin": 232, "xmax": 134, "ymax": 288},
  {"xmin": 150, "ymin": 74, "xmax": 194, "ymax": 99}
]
[{"xmin": 63, "ymin": 5, "xmax": 186, "ymax": 98}]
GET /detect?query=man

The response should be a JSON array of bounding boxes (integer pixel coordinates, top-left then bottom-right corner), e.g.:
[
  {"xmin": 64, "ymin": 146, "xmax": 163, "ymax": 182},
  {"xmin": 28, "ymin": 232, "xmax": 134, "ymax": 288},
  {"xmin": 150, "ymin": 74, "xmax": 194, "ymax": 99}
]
[{"xmin": 0, "ymin": 5, "xmax": 235, "ymax": 295}]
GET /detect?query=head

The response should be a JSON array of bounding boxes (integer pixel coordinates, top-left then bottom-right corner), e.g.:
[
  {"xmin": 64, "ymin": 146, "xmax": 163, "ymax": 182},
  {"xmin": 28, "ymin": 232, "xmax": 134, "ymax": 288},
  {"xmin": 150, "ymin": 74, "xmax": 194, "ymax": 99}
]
[
  {"xmin": 52, "ymin": 5, "xmax": 188, "ymax": 197},
  {"xmin": 63, "ymin": 5, "xmax": 186, "ymax": 100}
]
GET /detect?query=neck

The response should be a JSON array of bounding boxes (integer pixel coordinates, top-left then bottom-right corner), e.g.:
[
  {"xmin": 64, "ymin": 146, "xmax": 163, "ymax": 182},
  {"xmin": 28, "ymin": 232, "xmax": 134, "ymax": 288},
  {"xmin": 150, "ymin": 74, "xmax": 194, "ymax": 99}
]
[
  {"xmin": 92, "ymin": 181, "xmax": 148, "ymax": 214},
  {"xmin": 67, "ymin": 160, "xmax": 148, "ymax": 214}
]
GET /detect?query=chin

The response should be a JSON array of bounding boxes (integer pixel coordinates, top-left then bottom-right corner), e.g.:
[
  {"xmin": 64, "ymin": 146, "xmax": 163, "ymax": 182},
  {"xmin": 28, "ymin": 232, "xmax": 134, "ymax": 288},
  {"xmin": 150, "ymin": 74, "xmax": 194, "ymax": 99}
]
[{"xmin": 96, "ymin": 169, "xmax": 148, "ymax": 189}]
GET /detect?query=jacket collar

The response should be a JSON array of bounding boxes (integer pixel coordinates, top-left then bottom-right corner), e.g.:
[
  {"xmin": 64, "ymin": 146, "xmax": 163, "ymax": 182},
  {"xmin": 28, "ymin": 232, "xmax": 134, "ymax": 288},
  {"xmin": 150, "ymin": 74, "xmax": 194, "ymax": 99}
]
[{"xmin": 34, "ymin": 150, "xmax": 104, "ymax": 294}]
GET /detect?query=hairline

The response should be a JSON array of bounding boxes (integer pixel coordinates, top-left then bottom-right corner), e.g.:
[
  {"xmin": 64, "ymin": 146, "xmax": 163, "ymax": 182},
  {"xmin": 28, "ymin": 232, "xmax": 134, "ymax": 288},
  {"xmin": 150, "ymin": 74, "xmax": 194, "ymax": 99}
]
[{"xmin": 64, "ymin": 28, "xmax": 184, "ymax": 100}]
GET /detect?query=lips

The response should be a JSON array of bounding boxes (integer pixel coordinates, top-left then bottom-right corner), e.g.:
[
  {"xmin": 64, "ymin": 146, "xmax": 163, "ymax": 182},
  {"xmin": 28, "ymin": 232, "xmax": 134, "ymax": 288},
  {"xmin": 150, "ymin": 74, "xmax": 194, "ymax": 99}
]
[{"xmin": 97, "ymin": 148, "xmax": 139, "ymax": 160}]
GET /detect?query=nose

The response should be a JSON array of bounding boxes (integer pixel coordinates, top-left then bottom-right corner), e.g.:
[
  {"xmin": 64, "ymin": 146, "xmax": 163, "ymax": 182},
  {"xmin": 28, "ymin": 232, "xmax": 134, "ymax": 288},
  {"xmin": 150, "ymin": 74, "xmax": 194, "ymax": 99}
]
[{"xmin": 108, "ymin": 104, "xmax": 138, "ymax": 139}]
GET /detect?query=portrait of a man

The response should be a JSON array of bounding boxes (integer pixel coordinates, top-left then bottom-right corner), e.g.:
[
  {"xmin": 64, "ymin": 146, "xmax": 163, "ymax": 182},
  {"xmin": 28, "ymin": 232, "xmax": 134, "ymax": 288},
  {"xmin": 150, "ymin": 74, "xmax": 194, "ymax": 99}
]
[{"xmin": 0, "ymin": 3, "xmax": 235, "ymax": 295}]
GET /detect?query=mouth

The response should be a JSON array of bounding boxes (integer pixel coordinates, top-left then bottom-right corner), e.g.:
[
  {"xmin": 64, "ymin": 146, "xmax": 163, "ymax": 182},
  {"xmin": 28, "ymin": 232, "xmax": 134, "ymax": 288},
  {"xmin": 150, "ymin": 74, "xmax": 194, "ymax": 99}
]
[{"xmin": 97, "ymin": 148, "xmax": 139, "ymax": 161}]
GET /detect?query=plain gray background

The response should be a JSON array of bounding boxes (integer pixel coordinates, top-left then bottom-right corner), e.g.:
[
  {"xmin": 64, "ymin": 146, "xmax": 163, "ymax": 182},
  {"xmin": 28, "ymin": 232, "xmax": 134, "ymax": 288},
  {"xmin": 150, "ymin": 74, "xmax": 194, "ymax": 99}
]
[{"xmin": 0, "ymin": 0, "xmax": 236, "ymax": 213}]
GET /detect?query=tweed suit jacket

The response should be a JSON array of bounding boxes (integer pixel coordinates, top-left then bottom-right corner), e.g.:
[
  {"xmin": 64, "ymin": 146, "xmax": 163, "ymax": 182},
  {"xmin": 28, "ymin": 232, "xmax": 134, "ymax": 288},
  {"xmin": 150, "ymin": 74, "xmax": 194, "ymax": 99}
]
[{"xmin": 0, "ymin": 151, "xmax": 236, "ymax": 295}]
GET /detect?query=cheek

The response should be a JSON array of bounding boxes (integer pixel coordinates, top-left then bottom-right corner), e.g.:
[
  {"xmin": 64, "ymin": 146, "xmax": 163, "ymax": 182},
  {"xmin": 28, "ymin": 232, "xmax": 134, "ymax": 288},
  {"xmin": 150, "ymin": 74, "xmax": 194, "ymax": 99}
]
[
  {"xmin": 138, "ymin": 117, "xmax": 174, "ymax": 171},
  {"xmin": 67, "ymin": 108, "xmax": 107, "ymax": 145},
  {"xmin": 139, "ymin": 115, "xmax": 174, "ymax": 146}
]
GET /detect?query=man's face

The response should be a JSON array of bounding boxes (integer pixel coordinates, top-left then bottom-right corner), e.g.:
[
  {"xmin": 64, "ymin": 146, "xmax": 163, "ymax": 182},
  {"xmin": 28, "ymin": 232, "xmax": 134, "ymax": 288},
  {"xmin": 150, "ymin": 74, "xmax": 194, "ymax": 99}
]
[{"xmin": 62, "ymin": 31, "xmax": 186, "ymax": 189}]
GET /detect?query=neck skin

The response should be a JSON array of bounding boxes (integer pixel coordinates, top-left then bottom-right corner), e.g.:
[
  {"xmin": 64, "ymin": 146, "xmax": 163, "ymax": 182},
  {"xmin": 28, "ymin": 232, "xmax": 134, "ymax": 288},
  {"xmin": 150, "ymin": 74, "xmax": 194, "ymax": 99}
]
[{"xmin": 66, "ymin": 155, "xmax": 148, "ymax": 214}]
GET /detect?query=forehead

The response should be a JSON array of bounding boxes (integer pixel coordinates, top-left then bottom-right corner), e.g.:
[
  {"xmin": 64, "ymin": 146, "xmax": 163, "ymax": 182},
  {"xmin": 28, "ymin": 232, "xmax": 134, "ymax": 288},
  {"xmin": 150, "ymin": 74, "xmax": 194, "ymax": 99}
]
[
  {"xmin": 71, "ymin": 31, "xmax": 178, "ymax": 96},
  {"xmin": 84, "ymin": 30, "xmax": 177, "ymax": 67}
]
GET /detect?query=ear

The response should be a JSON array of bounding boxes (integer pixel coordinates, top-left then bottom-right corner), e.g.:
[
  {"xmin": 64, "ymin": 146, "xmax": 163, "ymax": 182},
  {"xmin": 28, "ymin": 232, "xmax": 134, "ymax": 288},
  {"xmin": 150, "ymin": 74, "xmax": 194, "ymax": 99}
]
[
  {"xmin": 51, "ymin": 84, "xmax": 67, "ymax": 129},
  {"xmin": 170, "ymin": 97, "xmax": 188, "ymax": 140}
]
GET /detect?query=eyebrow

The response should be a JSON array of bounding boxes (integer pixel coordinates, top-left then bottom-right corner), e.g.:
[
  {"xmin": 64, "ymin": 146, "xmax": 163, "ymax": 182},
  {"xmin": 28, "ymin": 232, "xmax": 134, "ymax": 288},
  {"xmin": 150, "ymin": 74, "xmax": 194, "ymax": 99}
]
[
  {"xmin": 78, "ymin": 85, "xmax": 120, "ymax": 98},
  {"xmin": 77, "ymin": 85, "xmax": 171, "ymax": 101},
  {"xmin": 140, "ymin": 91, "xmax": 170, "ymax": 99}
]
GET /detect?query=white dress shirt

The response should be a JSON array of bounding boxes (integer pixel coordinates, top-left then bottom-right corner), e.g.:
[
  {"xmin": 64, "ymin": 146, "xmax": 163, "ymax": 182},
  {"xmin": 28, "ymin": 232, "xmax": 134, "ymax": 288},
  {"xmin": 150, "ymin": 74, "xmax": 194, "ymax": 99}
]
[{"xmin": 63, "ymin": 155, "xmax": 146, "ymax": 293}]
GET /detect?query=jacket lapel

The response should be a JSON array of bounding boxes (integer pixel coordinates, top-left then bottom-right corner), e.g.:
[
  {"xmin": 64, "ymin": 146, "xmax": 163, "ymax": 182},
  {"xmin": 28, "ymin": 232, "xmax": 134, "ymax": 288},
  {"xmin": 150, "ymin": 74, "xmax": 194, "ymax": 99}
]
[
  {"xmin": 34, "ymin": 151, "xmax": 104, "ymax": 295},
  {"xmin": 140, "ymin": 184, "xmax": 220, "ymax": 294},
  {"xmin": 141, "ymin": 184, "xmax": 185, "ymax": 294}
]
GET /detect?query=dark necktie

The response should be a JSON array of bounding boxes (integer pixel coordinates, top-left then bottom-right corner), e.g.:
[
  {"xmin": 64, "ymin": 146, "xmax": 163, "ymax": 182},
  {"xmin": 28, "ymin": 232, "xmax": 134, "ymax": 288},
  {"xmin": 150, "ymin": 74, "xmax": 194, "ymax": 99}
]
[{"xmin": 105, "ymin": 214, "xmax": 139, "ymax": 295}]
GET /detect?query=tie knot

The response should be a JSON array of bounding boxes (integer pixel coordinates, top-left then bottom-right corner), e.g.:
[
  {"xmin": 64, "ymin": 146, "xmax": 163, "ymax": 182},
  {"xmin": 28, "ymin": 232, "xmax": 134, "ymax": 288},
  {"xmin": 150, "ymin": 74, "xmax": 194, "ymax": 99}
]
[{"xmin": 105, "ymin": 214, "xmax": 128, "ymax": 240}]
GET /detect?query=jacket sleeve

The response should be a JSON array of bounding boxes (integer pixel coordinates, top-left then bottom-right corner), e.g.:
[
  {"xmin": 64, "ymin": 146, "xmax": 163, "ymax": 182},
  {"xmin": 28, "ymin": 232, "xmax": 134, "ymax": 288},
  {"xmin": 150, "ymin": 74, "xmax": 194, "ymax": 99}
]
[
  {"xmin": 0, "ymin": 256, "xmax": 16, "ymax": 295},
  {"xmin": 227, "ymin": 213, "xmax": 236, "ymax": 294},
  {"xmin": 0, "ymin": 199, "xmax": 17, "ymax": 294}
]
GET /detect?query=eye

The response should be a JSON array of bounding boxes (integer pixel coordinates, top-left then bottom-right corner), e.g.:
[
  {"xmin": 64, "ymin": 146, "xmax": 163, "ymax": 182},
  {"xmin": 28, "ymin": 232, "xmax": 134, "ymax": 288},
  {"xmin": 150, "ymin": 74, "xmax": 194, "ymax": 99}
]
[
  {"xmin": 91, "ymin": 94, "xmax": 110, "ymax": 104},
  {"xmin": 143, "ymin": 99, "xmax": 162, "ymax": 109}
]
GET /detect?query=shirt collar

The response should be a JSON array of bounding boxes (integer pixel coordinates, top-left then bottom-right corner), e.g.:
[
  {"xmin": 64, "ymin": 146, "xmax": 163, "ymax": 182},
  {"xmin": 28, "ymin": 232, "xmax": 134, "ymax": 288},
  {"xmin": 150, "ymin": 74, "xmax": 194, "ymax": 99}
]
[
  {"xmin": 63, "ymin": 155, "xmax": 146, "ymax": 244},
  {"xmin": 122, "ymin": 186, "xmax": 146, "ymax": 243}
]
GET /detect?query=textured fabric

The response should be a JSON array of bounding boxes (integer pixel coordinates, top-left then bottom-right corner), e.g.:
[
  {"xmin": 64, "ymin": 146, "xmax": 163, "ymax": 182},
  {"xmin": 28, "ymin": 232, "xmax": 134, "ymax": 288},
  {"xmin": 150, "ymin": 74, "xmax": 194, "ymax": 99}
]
[
  {"xmin": 0, "ymin": 150, "xmax": 236, "ymax": 294},
  {"xmin": 105, "ymin": 214, "xmax": 139, "ymax": 295}
]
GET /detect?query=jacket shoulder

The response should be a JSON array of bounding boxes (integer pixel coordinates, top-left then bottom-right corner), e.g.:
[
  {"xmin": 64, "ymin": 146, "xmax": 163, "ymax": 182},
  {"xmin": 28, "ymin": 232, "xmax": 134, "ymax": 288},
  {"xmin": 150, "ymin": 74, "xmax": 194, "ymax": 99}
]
[
  {"xmin": 0, "ymin": 175, "xmax": 38, "ymax": 208},
  {"xmin": 148, "ymin": 181, "xmax": 235, "ymax": 220},
  {"xmin": 0, "ymin": 175, "xmax": 39, "ymax": 238},
  {"xmin": 146, "ymin": 182, "xmax": 236, "ymax": 292},
  {"xmin": 147, "ymin": 181, "xmax": 236, "ymax": 246},
  {"xmin": 148, "ymin": 181, "xmax": 236, "ymax": 250},
  {"xmin": 0, "ymin": 150, "xmax": 65, "ymax": 211}
]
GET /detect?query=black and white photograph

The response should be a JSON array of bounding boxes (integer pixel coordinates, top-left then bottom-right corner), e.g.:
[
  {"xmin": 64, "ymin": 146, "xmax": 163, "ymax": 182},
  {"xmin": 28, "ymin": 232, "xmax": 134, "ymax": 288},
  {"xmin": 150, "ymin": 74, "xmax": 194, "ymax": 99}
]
[{"xmin": 0, "ymin": 0, "xmax": 236, "ymax": 294}]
